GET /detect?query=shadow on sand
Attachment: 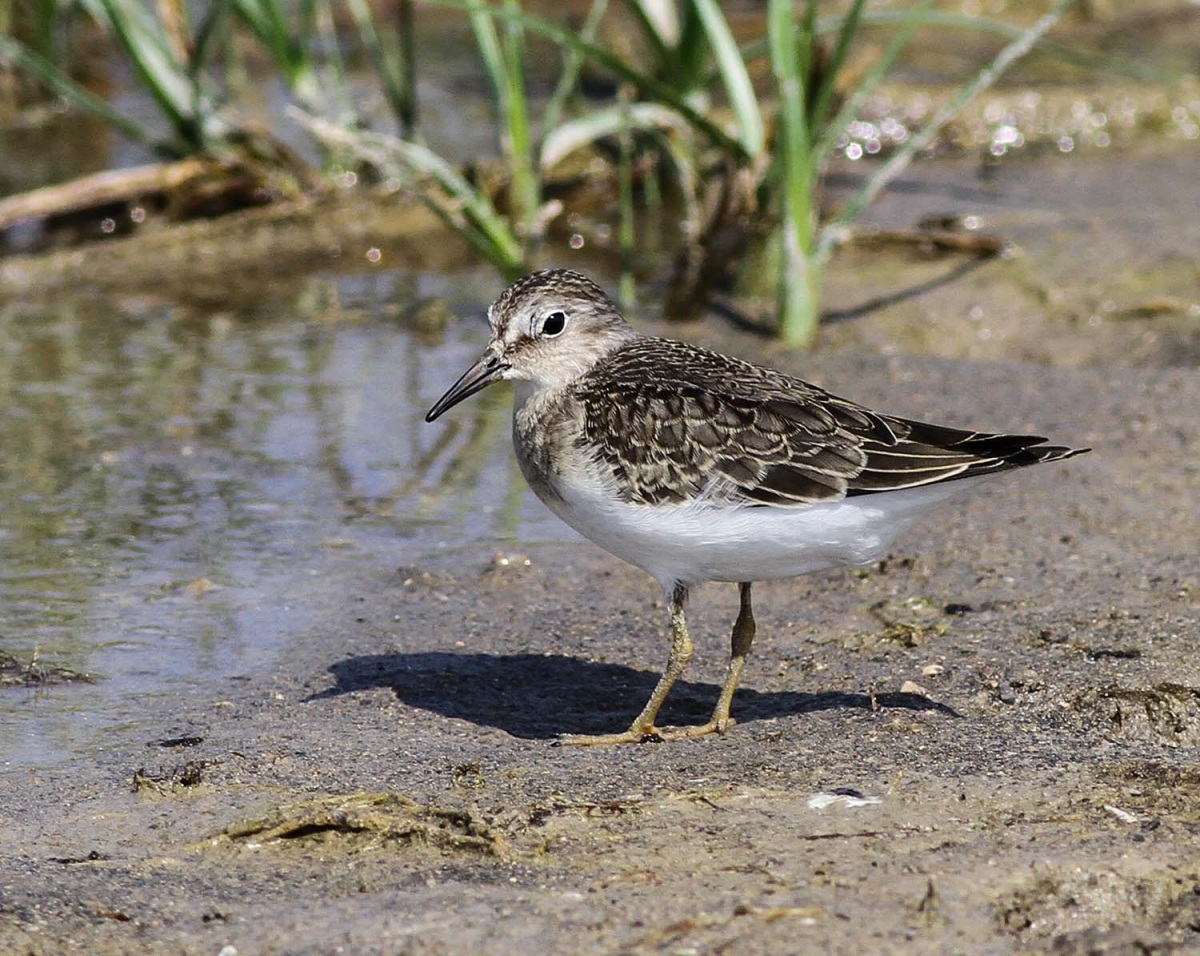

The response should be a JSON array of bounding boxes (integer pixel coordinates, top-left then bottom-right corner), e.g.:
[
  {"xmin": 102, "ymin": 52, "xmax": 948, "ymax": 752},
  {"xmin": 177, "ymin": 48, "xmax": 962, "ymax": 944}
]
[{"xmin": 311, "ymin": 651, "xmax": 961, "ymax": 739}]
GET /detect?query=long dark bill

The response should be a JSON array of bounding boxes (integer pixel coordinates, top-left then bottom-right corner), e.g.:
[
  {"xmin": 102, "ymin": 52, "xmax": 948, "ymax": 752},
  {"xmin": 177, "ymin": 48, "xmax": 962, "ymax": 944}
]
[{"xmin": 425, "ymin": 351, "xmax": 509, "ymax": 422}]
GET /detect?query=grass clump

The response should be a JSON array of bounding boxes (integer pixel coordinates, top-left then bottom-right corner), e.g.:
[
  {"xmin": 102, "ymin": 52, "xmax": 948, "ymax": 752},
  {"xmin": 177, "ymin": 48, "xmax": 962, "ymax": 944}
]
[{"xmin": 1, "ymin": 0, "xmax": 1098, "ymax": 343}]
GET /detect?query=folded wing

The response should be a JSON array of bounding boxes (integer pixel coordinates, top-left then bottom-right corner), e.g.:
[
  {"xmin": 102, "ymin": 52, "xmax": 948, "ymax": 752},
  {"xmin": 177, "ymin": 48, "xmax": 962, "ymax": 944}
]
[{"xmin": 578, "ymin": 339, "xmax": 1086, "ymax": 508}]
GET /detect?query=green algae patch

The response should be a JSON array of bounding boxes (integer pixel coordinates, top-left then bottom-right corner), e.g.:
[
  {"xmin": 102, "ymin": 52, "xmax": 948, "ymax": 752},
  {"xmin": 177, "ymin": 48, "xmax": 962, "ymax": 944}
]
[
  {"xmin": 1075, "ymin": 684, "xmax": 1200, "ymax": 746},
  {"xmin": 0, "ymin": 649, "xmax": 94, "ymax": 688},
  {"xmin": 214, "ymin": 792, "xmax": 507, "ymax": 856}
]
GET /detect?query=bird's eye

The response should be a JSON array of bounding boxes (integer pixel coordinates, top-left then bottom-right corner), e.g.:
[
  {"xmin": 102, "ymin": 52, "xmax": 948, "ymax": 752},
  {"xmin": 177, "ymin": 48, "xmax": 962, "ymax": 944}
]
[{"xmin": 540, "ymin": 311, "xmax": 567, "ymax": 337}]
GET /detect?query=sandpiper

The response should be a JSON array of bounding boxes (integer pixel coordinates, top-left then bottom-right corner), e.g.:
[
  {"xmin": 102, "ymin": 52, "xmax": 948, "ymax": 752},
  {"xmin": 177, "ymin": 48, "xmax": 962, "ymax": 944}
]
[{"xmin": 426, "ymin": 270, "xmax": 1088, "ymax": 745}]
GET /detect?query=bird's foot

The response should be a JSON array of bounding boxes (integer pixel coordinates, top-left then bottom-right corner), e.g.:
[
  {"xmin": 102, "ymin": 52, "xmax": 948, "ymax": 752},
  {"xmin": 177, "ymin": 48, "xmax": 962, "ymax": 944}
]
[
  {"xmin": 558, "ymin": 717, "xmax": 736, "ymax": 746},
  {"xmin": 558, "ymin": 726, "xmax": 665, "ymax": 746},
  {"xmin": 655, "ymin": 717, "xmax": 737, "ymax": 741}
]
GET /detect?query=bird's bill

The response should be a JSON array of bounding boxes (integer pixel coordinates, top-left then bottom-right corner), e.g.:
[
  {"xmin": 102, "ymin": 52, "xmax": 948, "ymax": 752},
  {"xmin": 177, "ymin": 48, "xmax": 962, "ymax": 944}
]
[{"xmin": 425, "ymin": 350, "xmax": 509, "ymax": 422}]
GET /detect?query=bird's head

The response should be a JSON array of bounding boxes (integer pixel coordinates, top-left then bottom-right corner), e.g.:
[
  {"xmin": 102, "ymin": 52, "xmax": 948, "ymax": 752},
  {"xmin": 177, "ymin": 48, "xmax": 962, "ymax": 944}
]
[{"xmin": 425, "ymin": 269, "xmax": 636, "ymax": 422}]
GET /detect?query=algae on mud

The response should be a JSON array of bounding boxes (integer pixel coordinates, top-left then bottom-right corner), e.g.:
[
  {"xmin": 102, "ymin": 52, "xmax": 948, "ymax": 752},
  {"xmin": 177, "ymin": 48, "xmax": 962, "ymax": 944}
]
[{"xmin": 217, "ymin": 792, "xmax": 508, "ymax": 855}]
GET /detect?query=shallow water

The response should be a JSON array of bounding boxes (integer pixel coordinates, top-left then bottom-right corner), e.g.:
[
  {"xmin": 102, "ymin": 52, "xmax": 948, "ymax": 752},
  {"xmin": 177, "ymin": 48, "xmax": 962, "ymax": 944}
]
[{"xmin": 0, "ymin": 269, "xmax": 575, "ymax": 767}]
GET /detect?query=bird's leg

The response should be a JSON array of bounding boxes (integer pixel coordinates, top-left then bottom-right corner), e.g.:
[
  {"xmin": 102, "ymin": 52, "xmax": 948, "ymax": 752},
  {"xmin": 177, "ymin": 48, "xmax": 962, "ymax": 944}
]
[
  {"xmin": 656, "ymin": 581, "xmax": 755, "ymax": 740},
  {"xmin": 711, "ymin": 581, "xmax": 756, "ymax": 730},
  {"xmin": 560, "ymin": 584, "xmax": 693, "ymax": 746}
]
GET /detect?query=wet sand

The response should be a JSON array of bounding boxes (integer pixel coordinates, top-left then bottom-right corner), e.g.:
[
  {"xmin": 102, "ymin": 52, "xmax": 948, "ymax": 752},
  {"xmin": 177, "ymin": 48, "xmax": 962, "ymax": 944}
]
[{"xmin": 3, "ymin": 344, "xmax": 1198, "ymax": 954}]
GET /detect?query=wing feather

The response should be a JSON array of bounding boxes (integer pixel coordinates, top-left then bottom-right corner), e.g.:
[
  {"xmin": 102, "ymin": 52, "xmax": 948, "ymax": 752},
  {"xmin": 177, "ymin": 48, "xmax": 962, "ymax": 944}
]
[{"xmin": 576, "ymin": 338, "xmax": 1086, "ymax": 508}]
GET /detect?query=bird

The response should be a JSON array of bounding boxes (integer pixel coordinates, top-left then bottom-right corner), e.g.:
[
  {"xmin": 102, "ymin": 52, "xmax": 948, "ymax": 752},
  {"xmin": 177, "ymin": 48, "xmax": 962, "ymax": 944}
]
[{"xmin": 425, "ymin": 269, "xmax": 1088, "ymax": 745}]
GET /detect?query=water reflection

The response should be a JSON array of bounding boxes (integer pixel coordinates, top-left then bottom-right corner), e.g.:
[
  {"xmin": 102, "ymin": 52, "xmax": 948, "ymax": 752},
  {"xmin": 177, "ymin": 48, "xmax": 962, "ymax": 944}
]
[{"xmin": 0, "ymin": 268, "xmax": 558, "ymax": 766}]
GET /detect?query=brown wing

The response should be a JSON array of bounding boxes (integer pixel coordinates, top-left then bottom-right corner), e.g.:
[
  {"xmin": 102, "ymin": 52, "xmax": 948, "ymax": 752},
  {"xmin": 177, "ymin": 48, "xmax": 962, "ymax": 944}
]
[
  {"xmin": 847, "ymin": 418, "xmax": 1085, "ymax": 496},
  {"xmin": 577, "ymin": 338, "xmax": 1086, "ymax": 508}
]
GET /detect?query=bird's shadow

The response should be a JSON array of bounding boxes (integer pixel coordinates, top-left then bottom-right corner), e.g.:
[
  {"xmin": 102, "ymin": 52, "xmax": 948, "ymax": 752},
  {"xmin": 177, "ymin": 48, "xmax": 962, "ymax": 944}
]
[{"xmin": 310, "ymin": 652, "xmax": 961, "ymax": 739}]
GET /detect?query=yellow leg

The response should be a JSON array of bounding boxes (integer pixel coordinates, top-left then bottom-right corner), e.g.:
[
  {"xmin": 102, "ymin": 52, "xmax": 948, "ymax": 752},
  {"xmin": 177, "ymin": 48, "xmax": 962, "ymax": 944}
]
[
  {"xmin": 561, "ymin": 585, "xmax": 693, "ymax": 745},
  {"xmin": 708, "ymin": 581, "xmax": 755, "ymax": 731},
  {"xmin": 653, "ymin": 581, "xmax": 755, "ymax": 740},
  {"xmin": 561, "ymin": 582, "xmax": 757, "ymax": 745}
]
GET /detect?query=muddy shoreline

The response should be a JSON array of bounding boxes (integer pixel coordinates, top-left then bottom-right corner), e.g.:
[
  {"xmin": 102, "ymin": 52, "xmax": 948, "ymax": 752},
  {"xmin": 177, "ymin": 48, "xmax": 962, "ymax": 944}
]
[{"xmin": 3, "ymin": 344, "xmax": 1198, "ymax": 954}]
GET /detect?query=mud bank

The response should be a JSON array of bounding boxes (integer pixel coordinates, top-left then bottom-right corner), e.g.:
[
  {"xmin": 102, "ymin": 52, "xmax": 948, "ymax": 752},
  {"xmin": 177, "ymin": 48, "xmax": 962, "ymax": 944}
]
[{"xmin": 2, "ymin": 348, "xmax": 1197, "ymax": 954}]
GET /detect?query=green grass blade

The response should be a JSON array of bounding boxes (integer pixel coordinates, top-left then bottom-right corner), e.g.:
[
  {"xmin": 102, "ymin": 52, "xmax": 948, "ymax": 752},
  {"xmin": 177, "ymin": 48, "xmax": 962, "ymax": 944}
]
[
  {"xmin": 769, "ymin": 0, "xmax": 813, "ymax": 233},
  {"xmin": 191, "ymin": 0, "xmax": 234, "ymax": 75},
  {"xmin": 344, "ymin": 0, "xmax": 415, "ymax": 133},
  {"xmin": 692, "ymin": 0, "xmax": 764, "ymax": 157},
  {"xmin": 674, "ymin": 2, "xmax": 708, "ymax": 91},
  {"xmin": 768, "ymin": 0, "xmax": 820, "ymax": 347},
  {"xmin": 466, "ymin": 0, "xmax": 538, "ymax": 239},
  {"xmin": 295, "ymin": 112, "xmax": 525, "ymax": 275},
  {"xmin": 499, "ymin": 0, "xmax": 538, "ymax": 239},
  {"xmin": 809, "ymin": 0, "xmax": 866, "ymax": 132},
  {"xmin": 96, "ymin": 0, "xmax": 216, "ymax": 150},
  {"xmin": 624, "ymin": 0, "xmax": 676, "ymax": 75},
  {"xmin": 397, "ymin": 0, "xmax": 417, "ymax": 135},
  {"xmin": 29, "ymin": 0, "xmax": 59, "ymax": 59},
  {"xmin": 387, "ymin": 140, "xmax": 527, "ymax": 273},
  {"xmin": 232, "ymin": 0, "xmax": 294, "ymax": 65},
  {"xmin": 795, "ymin": 0, "xmax": 816, "ymax": 92},
  {"xmin": 230, "ymin": 0, "xmax": 294, "ymax": 73},
  {"xmin": 650, "ymin": 125, "xmax": 700, "ymax": 241},
  {"xmin": 231, "ymin": 0, "xmax": 319, "ymax": 107},
  {"xmin": 466, "ymin": 0, "xmax": 507, "ymax": 111}
]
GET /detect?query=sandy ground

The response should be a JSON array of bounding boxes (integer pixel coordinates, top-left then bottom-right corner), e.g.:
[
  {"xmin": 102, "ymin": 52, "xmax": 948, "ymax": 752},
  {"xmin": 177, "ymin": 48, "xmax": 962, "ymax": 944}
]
[{"xmin": 2, "ymin": 343, "xmax": 1198, "ymax": 955}]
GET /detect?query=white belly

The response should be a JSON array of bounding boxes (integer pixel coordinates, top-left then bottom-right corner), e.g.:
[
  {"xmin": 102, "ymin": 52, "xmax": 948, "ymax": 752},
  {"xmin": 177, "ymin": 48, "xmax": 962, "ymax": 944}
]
[{"xmin": 538, "ymin": 470, "xmax": 983, "ymax": 590}]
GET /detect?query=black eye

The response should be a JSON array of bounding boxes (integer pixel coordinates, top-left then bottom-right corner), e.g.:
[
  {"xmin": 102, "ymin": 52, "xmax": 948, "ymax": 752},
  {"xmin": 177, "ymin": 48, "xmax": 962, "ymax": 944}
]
[{"xmin": 540, "ymin": 311, "xmax": 567, "ymax": 337}]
